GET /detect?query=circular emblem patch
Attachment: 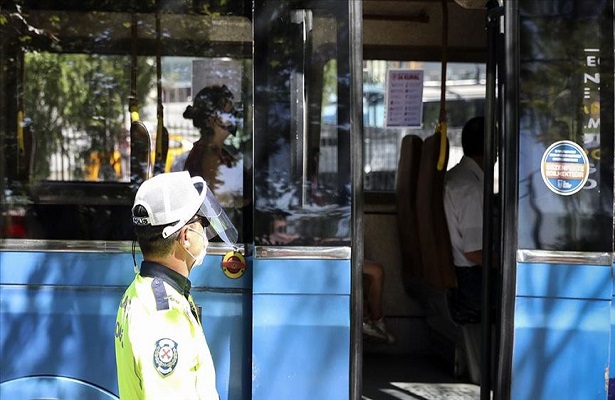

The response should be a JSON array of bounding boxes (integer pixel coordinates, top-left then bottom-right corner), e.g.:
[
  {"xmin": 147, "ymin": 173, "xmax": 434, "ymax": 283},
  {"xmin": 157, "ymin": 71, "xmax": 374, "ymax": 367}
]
[
  {"xmin": 540, "ymin": 140, "xmax": 589, "ymax": 196},
  {"xmin": 153, "ymin": 338, "xmax": 178, "ymax": 377},
  {"xmin": 221, "ymin": 250, "xmax": 246, "ymax": 279}
]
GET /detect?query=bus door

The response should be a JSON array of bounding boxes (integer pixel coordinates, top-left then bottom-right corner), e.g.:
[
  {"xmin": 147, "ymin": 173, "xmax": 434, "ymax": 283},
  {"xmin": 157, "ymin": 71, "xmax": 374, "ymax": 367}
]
[
  {"xmin": 498, "ymin": 1, "xmax": 615, "ymax": 399},
  {"xmin": 0, "ymin": 1, "xmax": 361, "ymax": 399},
  {"xmin": 252, "ymin": 1, "xmax": 361, "ymax": 399}
]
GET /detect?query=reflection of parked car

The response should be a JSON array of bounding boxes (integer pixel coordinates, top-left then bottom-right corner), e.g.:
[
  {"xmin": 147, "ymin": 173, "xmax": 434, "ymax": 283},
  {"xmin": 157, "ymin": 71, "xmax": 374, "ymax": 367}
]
[
  {"xmin": 1, "ymin": 182, "xmax": 29, "ymax": 238},
  {"xmin": 165, "ymin": 134, "xmax": 193, "ymax": 172},
  {"xmin": 170, "ymin": 150, "xmax": 190, "ymax": 172},
  {"xmin": 85, "ymin": 150, "xmax": 123, "ymax": 181},
  {"xmin": 85, "ymin": 133, "xmax": 193, "ymax": 180}
]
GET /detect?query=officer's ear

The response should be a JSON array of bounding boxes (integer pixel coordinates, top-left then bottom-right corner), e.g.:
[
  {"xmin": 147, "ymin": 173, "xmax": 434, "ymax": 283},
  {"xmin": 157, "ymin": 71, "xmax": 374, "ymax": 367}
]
[{"xmin": 177, "ymin": 226, "xmax": 190, "ymax": 248}]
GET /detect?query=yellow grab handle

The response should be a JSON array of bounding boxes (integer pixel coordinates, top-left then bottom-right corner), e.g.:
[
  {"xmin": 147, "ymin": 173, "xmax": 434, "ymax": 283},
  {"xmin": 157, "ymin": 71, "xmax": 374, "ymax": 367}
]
[
  {"xmin": 437, "ymin": 121, "xmax": 447, "ymax": 171},
  {"xmin": 156, "ymin": 119, "xmax": 163, "ymax": 155}
]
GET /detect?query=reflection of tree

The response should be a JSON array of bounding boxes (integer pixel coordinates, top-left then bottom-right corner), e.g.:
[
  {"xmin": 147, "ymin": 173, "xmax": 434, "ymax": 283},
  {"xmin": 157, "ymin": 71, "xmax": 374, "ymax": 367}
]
[
  {"xmin": 322, "ymin": 59, "xmax": 337, "ymax": 108},
  {"xmin": 23, "ymin": 53, "xmax": 154, "ymax": 181},
  {"xmin": 518, "ymin": 3, "xmax": 612, "ymax": 252},
  {"xmin": 253, "ymin": 1, "xmax": 303, "ymax": 207},
  {"xmin": 253, "ymin": 2, "xmax": 351, "ymax": 245},
  {"xmin": 519, "ymin": 4, "xmax": 602, "ymax": 147},
  {"xmin": 4, "ymin": 5, "xmax": 155, "ymax": 181}
]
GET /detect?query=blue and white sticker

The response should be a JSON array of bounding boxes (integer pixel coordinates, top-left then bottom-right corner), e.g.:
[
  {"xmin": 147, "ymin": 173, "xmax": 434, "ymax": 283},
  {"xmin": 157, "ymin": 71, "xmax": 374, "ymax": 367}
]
[
  {"xmin": 540, "ymin": 140, "xmax": 589, "ymax": 196},
  {"xmin": 153, "ymin": 338, "xmax": 178, "ymax": 377}
]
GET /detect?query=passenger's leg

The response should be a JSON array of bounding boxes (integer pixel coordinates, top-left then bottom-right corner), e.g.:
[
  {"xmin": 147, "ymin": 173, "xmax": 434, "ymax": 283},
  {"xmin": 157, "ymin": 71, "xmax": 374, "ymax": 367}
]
[
  {"xmin": 363, "ymin": 259, "xmax": 384, "ymax": 321},
  {"xmin": 363, "ymin": 260, "xmax": 394, "ymax": 343}
]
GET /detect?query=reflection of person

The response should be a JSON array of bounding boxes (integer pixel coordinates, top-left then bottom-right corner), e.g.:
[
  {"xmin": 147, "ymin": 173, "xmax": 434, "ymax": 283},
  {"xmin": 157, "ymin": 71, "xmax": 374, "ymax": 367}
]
[
  {"xmin": 119, "ymin": 128, "xmax": 130, "ymax": 181},
  {"xmin": 115, "ymin": 171, "xmax": 238, "ymax": 399},
  {"xmin": 264, "ymin": 214, "xmax": 299, "ymax": 245},
  {"xmin": 443, "ymin": 116, "xmax": 485, "ymax": 316},
  {"xmin": 362, "ymin": 259, "xmax": 395, "ymax": 343},
  {"xmin": 182, "ymin": 85, "xmax": 240, "ymax": 193}
]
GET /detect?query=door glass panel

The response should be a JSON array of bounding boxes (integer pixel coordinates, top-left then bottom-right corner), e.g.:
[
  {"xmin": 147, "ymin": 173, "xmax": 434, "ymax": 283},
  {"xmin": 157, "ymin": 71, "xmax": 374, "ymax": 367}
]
[
  {"xmin": 517, "ymin": 0, "xmax": 614, "ymax": 251},
  {"xmin": 253, "ymin": 1, "xmax": 351, "ymax": 246}
]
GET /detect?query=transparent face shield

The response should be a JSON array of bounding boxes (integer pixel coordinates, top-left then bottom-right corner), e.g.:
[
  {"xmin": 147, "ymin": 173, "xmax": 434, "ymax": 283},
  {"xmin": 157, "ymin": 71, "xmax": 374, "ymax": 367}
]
[{"xmin": 193, "ymin": 181, "xmax": 238, "ymax": 246}]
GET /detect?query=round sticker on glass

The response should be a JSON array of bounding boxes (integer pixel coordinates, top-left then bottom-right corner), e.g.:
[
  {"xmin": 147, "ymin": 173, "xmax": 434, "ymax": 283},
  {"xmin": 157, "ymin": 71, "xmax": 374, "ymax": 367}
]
[{"xmin": 540, "ymin": 140, "xmax": 589, "ymax": 196}]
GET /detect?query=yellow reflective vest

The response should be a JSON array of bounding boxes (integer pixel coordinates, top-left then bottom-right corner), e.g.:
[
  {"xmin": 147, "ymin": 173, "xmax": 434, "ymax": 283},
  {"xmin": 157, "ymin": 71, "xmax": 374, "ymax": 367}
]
[{"xmin": 115, "ymin": 262, "xmax": 219, "ymax": 399}]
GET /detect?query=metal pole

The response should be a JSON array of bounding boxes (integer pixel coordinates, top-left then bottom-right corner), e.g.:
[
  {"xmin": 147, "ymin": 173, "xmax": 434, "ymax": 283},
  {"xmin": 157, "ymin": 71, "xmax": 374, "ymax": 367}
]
[{"xmin": 481, "ymin": 2, "xmax": 503, "ymax": 400}]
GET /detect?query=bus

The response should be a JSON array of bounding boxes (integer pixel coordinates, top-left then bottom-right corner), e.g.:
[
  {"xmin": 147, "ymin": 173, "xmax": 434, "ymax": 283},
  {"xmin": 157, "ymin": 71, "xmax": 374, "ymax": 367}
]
[{"xmin": 1, "ymin": 1, "xmax": 614, "ymax": 400}]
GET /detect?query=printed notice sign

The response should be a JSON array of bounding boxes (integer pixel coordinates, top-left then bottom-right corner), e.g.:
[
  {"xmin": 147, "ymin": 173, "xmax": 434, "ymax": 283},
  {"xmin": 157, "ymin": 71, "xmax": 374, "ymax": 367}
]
[
  {"xmin": 385, "ymin": 69, "xmax": 424, "ymax": 127},
  {"xmin": 540, "ymin": 140, "xmax": 590, "ymax": 196}
]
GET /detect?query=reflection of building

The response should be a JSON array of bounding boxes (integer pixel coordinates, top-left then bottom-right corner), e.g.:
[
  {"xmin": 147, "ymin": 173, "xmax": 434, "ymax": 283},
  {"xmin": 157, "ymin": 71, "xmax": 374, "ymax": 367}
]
[
  {"xmin": 146, "ymin": 58, "xmax": 243, "ymax": 131},
  {"xmin": 192, "ymin": 59, "xmax": 243, "ymax": 103},
  {"xmin": 140, "ymin": 57, "xmax": 247, "ymax": 171}
]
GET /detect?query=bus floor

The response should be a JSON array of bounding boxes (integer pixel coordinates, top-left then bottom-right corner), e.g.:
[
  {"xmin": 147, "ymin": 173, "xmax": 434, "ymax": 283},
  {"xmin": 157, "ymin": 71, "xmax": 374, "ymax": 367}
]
[
  {"xmin": 362, "ymin": 352, "xmax": 483, "ymax": 400},
  {"xmin": 361, "ymin": 317, "xmax": 488, "ymax": 400}
]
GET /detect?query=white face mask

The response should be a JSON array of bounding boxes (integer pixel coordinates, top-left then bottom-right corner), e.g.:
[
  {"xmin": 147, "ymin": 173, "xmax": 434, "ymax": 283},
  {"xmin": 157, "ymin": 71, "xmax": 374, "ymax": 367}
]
[{"xmin": 185, "ymin": 228, "xmax": 207, "ymax": 268}]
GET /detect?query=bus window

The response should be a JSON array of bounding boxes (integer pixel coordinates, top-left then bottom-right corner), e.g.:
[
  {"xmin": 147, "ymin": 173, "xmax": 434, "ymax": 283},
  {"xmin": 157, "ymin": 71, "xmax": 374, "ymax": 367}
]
[
  {"xmin": 1, "ymin": 8, "xmax": 252, "ymax": 242},
  {"xmin": 254, "ymin": 2, "xmax": 351, "ymax": 246},
  {"xmin": 361, "ymin": 61, "xmax": 486, "ymax": 192},
  {"xmin": 20, "ymin": 52, "xmax": 150, "ymax": 183},
  {"xmin": 517, "ymin": 0, "xmax": 614, "ymax": 251}
]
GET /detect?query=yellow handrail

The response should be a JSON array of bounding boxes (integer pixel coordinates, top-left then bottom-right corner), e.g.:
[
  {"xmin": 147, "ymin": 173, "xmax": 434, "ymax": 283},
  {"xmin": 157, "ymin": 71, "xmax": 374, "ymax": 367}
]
[
  {"xmin": 437, "ymin": 121, "xmax": 447, "ymax": 171},
  {"xmin": 437, "ymin": 0, "xmax": 448, "ymax": 171}
]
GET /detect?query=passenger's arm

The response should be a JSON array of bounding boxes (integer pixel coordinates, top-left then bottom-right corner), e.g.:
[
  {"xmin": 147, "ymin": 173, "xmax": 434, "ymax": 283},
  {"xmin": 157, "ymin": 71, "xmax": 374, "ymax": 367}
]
[{"xmin": 464, "ymin": 250, "xmax": 483, "ymax": 267}]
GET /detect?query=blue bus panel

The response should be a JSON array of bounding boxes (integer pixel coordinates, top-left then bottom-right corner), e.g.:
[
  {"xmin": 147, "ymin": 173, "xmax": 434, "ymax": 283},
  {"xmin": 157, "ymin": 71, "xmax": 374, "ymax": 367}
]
[
  {"xmin": 252, "ymin": 258, "xmax": 351, "ymax": 400},
  {"xmin": 512, "ymin": 261, "xmax": 611, "ymax": 400},
  {"xmin": 0, "ymin": 251, "xmax": 251, "ymax": 400}
]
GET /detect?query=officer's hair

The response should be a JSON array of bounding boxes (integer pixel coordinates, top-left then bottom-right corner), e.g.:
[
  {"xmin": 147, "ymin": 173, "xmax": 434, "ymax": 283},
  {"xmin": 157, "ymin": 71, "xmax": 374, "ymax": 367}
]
[{"xmin": 132, "ymin": 205, "xmax": 180, "ymax": 257}]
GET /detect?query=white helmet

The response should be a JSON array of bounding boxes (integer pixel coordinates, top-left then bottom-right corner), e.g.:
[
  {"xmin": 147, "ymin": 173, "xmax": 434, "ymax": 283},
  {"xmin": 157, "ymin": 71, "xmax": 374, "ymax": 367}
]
[{"xmin": 132, "ymin": 171, "xmax": 238, "ymax": 245}]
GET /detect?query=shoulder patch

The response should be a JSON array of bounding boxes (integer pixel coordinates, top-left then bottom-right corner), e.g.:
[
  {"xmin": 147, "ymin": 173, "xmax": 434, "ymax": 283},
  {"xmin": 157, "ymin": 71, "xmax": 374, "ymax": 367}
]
[
  {"xmin": 151, "ymin": 277, "xmax": 169, "ymax": 311},
  {"xmin": 153, "ymin": 338, "xmax": 178, "ymax": 376}
]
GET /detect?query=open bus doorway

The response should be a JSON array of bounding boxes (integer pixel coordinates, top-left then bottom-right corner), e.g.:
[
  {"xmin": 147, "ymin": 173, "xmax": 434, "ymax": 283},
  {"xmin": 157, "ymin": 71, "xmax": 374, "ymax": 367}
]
[{"xmin": 359, "ymin": 59, "xmax": 489, "ymax": 399}]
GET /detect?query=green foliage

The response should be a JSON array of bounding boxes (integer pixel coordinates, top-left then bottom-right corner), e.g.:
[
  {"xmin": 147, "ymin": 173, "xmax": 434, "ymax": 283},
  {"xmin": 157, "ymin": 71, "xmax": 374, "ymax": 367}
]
[
  {"xmin": 322, "ymin": 59, "xmax": 337, "ymax": 106},
  {"xmin": 23, "ymin": 52, "xmax": 154, "ymax": 180}
]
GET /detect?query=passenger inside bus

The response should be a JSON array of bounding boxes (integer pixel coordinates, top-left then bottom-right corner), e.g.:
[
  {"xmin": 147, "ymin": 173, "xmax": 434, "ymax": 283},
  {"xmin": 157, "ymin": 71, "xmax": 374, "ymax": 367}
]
[
  {"xmin": 362, "ymin": 259, "xmax": 395, "ymax": 344},
  {"xmin": 443, "ymin": 116, "xmax": 486, "ymax": 322},
  {"xmin": 181, "ymin": 84, "xmax": 241, "ymax": 194}
]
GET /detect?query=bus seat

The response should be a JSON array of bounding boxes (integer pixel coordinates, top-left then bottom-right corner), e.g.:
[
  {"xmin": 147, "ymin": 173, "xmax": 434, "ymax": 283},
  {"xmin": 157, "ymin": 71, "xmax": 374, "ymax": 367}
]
[
  {"xmin": 153, "ymin": 125, "xmax": 169, "ymax": 176},
  {"xmin": 131, "ymin": 120, "xmax": 152, "ymax": 183},
  {"xmin": 416, "ymin": 131, "xmax": 483, "ymax": 384},
  {"xmin": 416, "ymin": 131, "xmax": 456, "ymax": 290},
  {"xmin": 18, "ymin": 118, "xmax": 36, "ymax": 181},
  {"xmin": 413, "ymin": 131, "xmax": 468, "ymax": 378},
  {"xmin": 395, "ymin": 134, "xmax": 423, "ymax": 292}
]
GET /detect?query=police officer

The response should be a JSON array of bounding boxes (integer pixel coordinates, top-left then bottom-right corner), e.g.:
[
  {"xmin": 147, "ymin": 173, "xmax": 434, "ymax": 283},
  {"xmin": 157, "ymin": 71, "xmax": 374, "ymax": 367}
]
[{"xmin": 115, "ymin": 171, "xmax": 238, "ymax": 399}]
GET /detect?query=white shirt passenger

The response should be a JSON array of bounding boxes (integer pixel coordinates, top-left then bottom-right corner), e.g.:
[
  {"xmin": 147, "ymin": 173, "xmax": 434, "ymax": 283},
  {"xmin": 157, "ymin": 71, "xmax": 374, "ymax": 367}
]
[{"xmin": 443, "ymin": 155, "xmax": 484, "ymax": 267}]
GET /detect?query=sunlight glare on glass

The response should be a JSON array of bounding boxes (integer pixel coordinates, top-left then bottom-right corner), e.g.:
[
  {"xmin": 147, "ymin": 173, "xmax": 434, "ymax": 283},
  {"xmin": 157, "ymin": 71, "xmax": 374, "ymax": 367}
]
[{"xmin": 385, "ymin": 382, "xmax": 484, "ymax": 400}]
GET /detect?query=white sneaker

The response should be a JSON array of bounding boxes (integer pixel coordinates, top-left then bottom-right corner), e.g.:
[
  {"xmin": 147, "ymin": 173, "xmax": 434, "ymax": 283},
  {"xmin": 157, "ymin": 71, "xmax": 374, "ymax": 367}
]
[
  {"xmin": 362, "ymin": 320, "xmax": 388, "ymax": 342},
  {"xmin": 373, "ymin": 318, "xmax": 395, "ymax": 344}
]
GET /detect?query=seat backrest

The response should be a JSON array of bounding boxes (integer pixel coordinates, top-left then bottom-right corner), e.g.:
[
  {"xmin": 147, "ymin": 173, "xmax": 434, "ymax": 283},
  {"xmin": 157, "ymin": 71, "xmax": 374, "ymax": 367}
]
[
  {"xmin": 415, "ymin": 131, "xmax": 456, "ymax": 290},
  {"xmin": 153, "ymin": 125, "xmax": 169, "ymax": 176},
  {"xmin": 130, "ymin": 120, "xmax": 152, "ymax": 184},
  {"xmin": 396, "ymin": 134, "xmax": 423, "ymax": 290},
  {"xmin": 18, "ymin": 119, "xmax": 36, "ymax": 181}
]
